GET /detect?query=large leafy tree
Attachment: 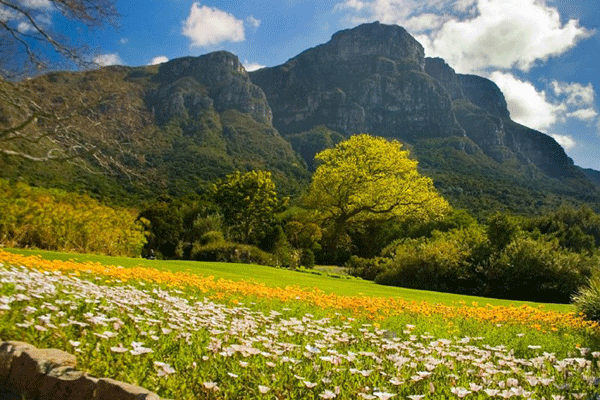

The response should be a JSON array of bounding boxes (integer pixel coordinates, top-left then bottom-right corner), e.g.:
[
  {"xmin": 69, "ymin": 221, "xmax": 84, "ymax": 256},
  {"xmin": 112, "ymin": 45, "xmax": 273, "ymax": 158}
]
[
  {"xmin": 212, "ymin": 170, "xmax": 287, "ymax": 244},
  {"xmin": 0, "ymin": 0, "xmax": 148, "ymax": 175},
  {"xmin": 304, "ymin": 134, "xmax": 451, "ymax": 249}
]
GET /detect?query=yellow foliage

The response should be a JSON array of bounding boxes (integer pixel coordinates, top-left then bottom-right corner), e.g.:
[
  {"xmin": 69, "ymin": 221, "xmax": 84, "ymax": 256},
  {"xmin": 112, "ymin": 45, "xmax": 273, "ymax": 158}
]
[
  {"xmin": 305, "ymin": 134, "xmax": 451, "ymax": 229},
  {"xmin": 0, "ymin": 180, "xmax": 146, "ymax": 256}
]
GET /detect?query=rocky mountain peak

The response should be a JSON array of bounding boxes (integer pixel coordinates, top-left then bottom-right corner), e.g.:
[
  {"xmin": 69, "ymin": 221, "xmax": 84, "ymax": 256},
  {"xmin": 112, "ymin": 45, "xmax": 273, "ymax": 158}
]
[
  {"xmin": 323, "ymin": 22, "xmax": 425, "ymax": 68},
  {"xmin": 151, "ymin": 51, "xmax": 272, "ymax": 125}
]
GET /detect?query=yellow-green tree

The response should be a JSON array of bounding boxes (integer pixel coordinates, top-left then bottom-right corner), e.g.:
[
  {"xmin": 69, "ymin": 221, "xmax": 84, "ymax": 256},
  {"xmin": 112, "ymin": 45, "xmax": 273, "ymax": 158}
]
[{"xmin": 304, "ymin": 134, "xmax": 451, "ymax": 248}]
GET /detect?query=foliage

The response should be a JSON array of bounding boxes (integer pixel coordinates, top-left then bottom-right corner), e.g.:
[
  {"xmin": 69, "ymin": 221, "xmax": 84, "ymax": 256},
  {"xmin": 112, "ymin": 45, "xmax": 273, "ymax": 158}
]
[
  {"xmin": 525, "ymin": 206, "xmax": 600, "ymax": 254},
  {"xmin": 1, "ymin": 249, "xmax": 599, "ymax": 400},
  {"xmin": 304, "ymin": 134, "xmax": 450, "ymax": 260},
  {"xmin": 376, "ymin": 226, "xmax": 488, "ymax": 294},
  {"xmin": 189, "ymin": 240, "xmax": 274, "ymax": 266},
  {"xmin": 372, "ymin": 217, "xmax": 595, "ymax": 303},
  {"xmin": 0, "ymin": 179, "xmax": 145, "ymax": 256},
  {"xmin": 345, "ymin": 256, "xmax": 390, "ymax": 281},
  {"xmin": 488, "ymin": 237, "xmax": 594, "ymax": 303},
  {"xmin": 573, "ymin": 274, "xmax": 600, "ymax": 322},
  {"xmin": 212, "ymin": 170, "xmax": 287, "ymax": 245}
]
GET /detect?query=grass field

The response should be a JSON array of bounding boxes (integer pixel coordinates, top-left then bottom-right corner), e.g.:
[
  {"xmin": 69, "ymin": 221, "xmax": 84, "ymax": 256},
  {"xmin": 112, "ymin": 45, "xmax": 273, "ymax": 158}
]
[
  {"xmin": 4, "ymin": 248, "xmax": 572, "ymax": 312},
  {"xmin": 1, "ymin": 248, "xmax": 599, "ymax": 399}
]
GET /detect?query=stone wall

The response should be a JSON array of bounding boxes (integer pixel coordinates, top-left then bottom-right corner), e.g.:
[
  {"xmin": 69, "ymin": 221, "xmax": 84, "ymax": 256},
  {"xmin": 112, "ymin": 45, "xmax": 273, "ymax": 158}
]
[{"xmin": 0, "ymin": 341, "xmax": 166, "ymax": 400}]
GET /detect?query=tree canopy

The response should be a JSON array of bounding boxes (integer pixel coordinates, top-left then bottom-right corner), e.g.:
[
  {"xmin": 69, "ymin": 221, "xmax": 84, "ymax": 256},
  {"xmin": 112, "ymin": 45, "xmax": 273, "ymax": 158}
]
[
  {"xmin": 212, "ymin": 170, "xmax": 287, "ymax": 244},
  {"xmin": 304, "ymin": 134, "xmax": 450, "ymax": 244}
]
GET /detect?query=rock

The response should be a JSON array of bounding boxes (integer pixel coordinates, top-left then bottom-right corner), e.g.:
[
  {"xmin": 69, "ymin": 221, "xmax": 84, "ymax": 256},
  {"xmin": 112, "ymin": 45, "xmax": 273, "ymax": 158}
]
[
  {"xmin": 250, "ymin": 22, "xmax": 465, "ymax": 140},
  {"xmin": 0, "ymin": 341, "xmax": 37, "ymax": 384},
  {"xmin": 457, "ymin": 74, "xmax": 510, "ymax": 118},
  {"xmin": 39, "ymin": 368, "xmax": 98, "ymax": 400},
  {"xmin": 5, "ymin": 346, "xmax": 76, "ymax": 399},
  {"xmin": 94, "ymin": 378, "xmax": 160, "ymax": 400}
]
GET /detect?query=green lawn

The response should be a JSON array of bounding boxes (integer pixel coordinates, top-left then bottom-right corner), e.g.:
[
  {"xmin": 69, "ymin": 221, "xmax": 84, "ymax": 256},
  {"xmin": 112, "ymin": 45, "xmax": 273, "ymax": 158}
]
[{"xmin": 5, "ymin": 247, "xmax": 572, "ymax": 312}]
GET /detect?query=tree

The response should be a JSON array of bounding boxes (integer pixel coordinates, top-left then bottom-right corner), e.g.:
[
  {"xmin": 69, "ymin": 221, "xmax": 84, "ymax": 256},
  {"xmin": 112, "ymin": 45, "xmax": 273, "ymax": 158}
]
[
  {"xmin": 212, "ymin": 170, "xmax": 287, "ymax": 244},
  {"xmin": 0, "ymin": 0, "xmax": 118, "ymax": 77},
  {"xmin": 304, "ymin": 134, "xmax": 451, "ymax": 248},
  {"xmin": 0, "ymin": 0, "xmax": 146, "ymax": 175}
]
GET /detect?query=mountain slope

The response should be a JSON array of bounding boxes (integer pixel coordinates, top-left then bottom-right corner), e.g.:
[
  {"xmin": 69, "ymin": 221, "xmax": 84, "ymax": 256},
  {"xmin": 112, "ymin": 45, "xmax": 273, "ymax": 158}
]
[
  {"xmin": 0, "ymin": 52, "xmax": 310, "ymax": 201},
  {"xmin": 250, "ymin": 22, "xmax": 600, "ymax": 215}
]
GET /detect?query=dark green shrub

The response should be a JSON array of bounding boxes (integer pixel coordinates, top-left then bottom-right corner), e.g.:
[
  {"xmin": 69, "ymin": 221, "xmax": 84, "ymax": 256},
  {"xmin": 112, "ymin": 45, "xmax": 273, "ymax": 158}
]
[
  {"xmin": 345, "ymin": 256, "xmax": 389, "ymax": 281},
  {"xmin": 573, "ymin": 275, "xmax": 600, "ymax": 322},
  {"xmin": 300, "ymin": 249, "xmax": 315, "ymax": 269},
  {"xmin": 486, "ymin": 237, "xmax": 593, "ymax": 303},
  {"xmin": 190, "ymin": 241, "xmax": 275, "ymax": 266},
  {"xmin": 376, "ymin": 227, "xmax": 487, "ymax": 294},
  {"xmin": 200, "ymin": 230, "xmax": 225, "ymax": 245}
]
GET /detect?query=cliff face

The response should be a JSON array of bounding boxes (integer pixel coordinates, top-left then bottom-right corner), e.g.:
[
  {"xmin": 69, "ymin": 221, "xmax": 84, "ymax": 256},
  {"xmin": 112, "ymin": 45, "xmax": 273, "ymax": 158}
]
[
  {"xmin": 148, "ymin": 52, "xmax": 273, "ymax": 126},
  {"xmin": 250, "ymin": 22, "xmax": 465, "ymax": 141},
  {"xmin": 250, "ymin": 22, "xmax": 599, "ymax": 212}
]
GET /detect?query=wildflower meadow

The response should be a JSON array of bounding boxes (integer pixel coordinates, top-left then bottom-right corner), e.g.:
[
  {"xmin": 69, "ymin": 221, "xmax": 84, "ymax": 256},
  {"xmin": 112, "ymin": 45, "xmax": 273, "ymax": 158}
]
[{"xmin": 1, "ymin": 249, "xmax": 600, "ymax": 399}]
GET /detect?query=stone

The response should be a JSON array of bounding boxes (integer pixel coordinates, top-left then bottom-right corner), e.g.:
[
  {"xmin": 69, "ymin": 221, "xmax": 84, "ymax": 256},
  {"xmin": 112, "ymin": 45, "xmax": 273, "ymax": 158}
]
[
  {"xmin": 39, "ymin": 368, "xmax": 98, "ymax": 400},
  {"xmin": 93, "ymin": 378, "xmax": 160, "ymax": 400},
  {"xmin": 6, "ymin": 347, "xmax": 77, "ymax": 399},
  {"xmin": 0, "ymin": 341, "xmax": 37, "ymax": 384}
]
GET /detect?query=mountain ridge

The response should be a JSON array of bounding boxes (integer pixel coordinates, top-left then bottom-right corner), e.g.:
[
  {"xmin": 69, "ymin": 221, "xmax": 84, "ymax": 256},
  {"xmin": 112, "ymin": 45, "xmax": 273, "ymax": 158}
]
[{"xmin": 0, "ymin": 21, "xmax": 598, "ymax": 214}]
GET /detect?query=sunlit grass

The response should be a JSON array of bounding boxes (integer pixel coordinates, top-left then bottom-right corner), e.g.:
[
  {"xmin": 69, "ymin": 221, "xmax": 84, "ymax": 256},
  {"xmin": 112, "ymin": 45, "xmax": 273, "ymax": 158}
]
[
  {"xmin": 4, "ymin": 248, "xmax": 573, "ymax": 312},
  {"xmin": 1, "ymin": 253, "xmax": 599, "ymax": 399}
]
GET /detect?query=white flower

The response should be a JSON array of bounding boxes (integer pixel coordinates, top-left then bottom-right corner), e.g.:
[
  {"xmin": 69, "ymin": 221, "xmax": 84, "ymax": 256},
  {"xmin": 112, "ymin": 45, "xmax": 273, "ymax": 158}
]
[
  {"xmin": 373, "ymin": 392, "xmax": 396, "ymax": 400},
  {"xmin": 203, "ymin": 381, "xmax": 219, "ymax": 391},
  {"xmin": 319, "ymin": 390, "xmax": 337, "ymax": 399},
  {"xmin": 304, "ymin": 381, "xmax": 318, "ymax": 388},
  {"xmin": 450, "ymin": 387, "xmax": 471, "ymax": 398},
  {"xmin": 258, "ymin": 385, "xmax": 270, "ymax": 394}
]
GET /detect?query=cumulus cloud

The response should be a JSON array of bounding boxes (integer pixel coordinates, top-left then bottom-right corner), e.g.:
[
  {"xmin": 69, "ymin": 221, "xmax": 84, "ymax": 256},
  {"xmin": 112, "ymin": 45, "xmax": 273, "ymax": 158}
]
[
  {"xmin": 243, "ymin": 60, "xmax": 265, "ymax": 72},
  {"xmin": 93, "ymin": 53, "xmax": 123, "ymax": 66},
  {"xmin": 489, "ymin": 72, "xmax": 564, "ymax": 131},
  {"xmin": 335, "ymin": 0, "xmax": 592, "ymax": 73},
  {"xmin": 149, "ymin": 56, "xmax": 169, "ymax": 65},
  {"xmin": 247, "ymin": 15, "xmax": 261, "ymax": 28},
  {"xmin": 549, "ymin": 134, "xmax": 576, "ymax": 150},
  {"xmin": 551, "ymin": 81, "xmax": 595, "ymax": 107},
  {"xmin": 21, "ymin": 0, "xmax": 52, "ymax": 10},
  {"xmin": 182, "ymin": 3, "xmax": 245, "ymax": 47},
  {"xmin": 488, "ymin": 72, "xmax": 599, "ymax": 147}
]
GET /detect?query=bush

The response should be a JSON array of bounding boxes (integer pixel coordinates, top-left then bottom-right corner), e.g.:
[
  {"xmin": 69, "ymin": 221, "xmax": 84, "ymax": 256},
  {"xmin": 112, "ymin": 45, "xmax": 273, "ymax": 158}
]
[
  {"xmin": 345, "ymin": 256, "xmax": 389, "ymax": 281},
  {"xmin": 573, "ymin": 275, "xmax": 600, "ymax": 322},
  {"xmin": 375, "ymin": 227, "xmax": 487, "ymax": 294},
  {"xmin": 189, "ymin": 241, "xmax": 274, "ymax": 266},
  {"xmin": 300, "ymin": 249, "xmax": 315, "ymax": 269},
  {"xmin": 200, "ymin": 230, "xmax": 225, "ymax": 245},
  {"xmin": 486, "ymin": 237, "xmax": 594, "ymax": 303}
]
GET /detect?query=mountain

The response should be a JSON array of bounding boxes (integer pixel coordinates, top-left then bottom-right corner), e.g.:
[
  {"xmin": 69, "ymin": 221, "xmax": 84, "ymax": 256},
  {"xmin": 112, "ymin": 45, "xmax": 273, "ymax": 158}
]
[
  {"xmin": 250, "ymin": 22, "xmax": 600, "ymax": 215},
  {"xmin": 1, "ymin": 22, "xmax": 599, "ymax": 214},
  {"xmin": 0, "ymin": 52, "xmax": 309, "ymax": 201}
]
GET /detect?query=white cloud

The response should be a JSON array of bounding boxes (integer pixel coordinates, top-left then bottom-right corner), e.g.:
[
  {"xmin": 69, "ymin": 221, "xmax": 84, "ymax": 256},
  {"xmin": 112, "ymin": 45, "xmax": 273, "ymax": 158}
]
[
  {"xmin": 149, "ymin": 56, "xmax": 169, "ymax": 65},
  {"xmin": 489, "ymin": 72, "xmax": 599, "ymax": 137},
  {"xmin": 21, "ymin": 0, "xmax": 52, "ymax": 10},
  {"xmin": 93, "ymin": 53, "xmax": 123, "ymax": 66},
  {"xmin": 182, "ymin": 3, "xmax": 245, "ymax": 47},
  {"xmin": 549, "ymin": 134, "xmax": 576, "ymax": 150},
  {"xmin": 489, "ymin": 71, "xmax": 564, "ymax": 131},
  {"xmin": 247, "ymin": 15, "xmax": 261, "ymax": 28},
  {"xmin": 567, "ymin": 108, "xmax": 598, "ymax": 121},
  {"xmin": 17, "ymin": 21, "xmax": 33, "ymax": 33},
  {"xmin": 551, "ymin": 81, "xmax": 595, "ymax": 107},
  {"xmin": 120, "ymin": 38, "xmax": 129, "ymax": 45},
  {"xmin": 243, "ymin": 60, "xmax": 265, "ymax": 72},
  {"xmin": 335, "ymin": 0, "xmax": 592, "ymax": 73}
]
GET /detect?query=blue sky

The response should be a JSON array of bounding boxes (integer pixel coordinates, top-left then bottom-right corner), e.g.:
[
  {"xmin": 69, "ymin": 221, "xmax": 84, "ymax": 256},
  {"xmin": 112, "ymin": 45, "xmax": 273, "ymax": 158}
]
[{"xmin": 6, "ymin": 0, "xmax": 600, "ymax": 170}]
